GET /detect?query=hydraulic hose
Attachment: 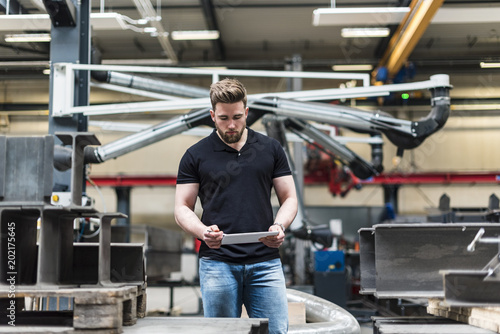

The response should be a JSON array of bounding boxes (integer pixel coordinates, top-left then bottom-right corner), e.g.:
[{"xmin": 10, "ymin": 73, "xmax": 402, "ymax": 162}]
[
  {"xmin": 284, "ymin": 117, "xmax": 379, "ymax": 179},
  {"xmin": 252, "ymin": 97, "xmax": 413, "ymax": 135},
  {"xmin": 83, "ymin": 106, "xmax": 268, "ymax": 164},
  {"xmin": 253, "ymin": 85, "xmax": 451, "ymax": 150},
  {"xmin": 83, "ymin": 108, "xmax": 212, "ymax": 164},
  {"xmin": 91, "ymin": 71, "xmax": 210, "ymax": 98},
  {"xmin": 371, "ymin": 133, "xmax": 384, "ymax": 173},
  {"xmin": 384, "ymin": 86, "xmax": 451, "ymax": 149}
]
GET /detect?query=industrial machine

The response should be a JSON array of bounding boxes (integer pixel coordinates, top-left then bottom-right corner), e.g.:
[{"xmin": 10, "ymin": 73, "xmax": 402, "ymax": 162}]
[{"xmin": 0, "ymin": 133, "xmax": 147, "ymax": 331}]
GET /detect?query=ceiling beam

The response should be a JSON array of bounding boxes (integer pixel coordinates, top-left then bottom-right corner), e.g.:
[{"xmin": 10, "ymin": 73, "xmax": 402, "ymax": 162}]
[
  {"xmin": 131, "ymin": 0, "xmax": 178, "ymax": 62},
  {"xmin": 378, "ymin": 0, "xmax": 445, "ymax": 78},
  {"xmin": 200, "ymin": 0, "xmax": 225, "ymax": 61},
  {"xmin": 374, "ymin": 0, "xmax": 412, "ymax": 59},
  {"xmin": 0, "ymin": 0, "xmax": 24, "ymax": 14},
  {"xmin": 0, "ymin": 42, "xmax": 49, "ymax": 56}
]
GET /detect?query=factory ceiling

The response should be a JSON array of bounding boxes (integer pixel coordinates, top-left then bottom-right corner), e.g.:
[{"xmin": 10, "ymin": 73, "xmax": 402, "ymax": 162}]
[{"xmin": 0, "ymin": 0, "xmax": 499, "ymax": 111}]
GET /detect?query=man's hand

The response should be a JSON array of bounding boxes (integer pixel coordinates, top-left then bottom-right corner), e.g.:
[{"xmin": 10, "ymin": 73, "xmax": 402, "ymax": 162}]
[
  {"xmin": 260, "ymin": 224, "xmax": 285, "ymax": 248},
  {"xmin": 204, "ymin": 225, "xmax": 224, "ymax": 249}
]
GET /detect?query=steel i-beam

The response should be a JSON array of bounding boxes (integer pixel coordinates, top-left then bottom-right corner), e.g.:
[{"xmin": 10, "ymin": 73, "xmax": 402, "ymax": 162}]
[{"xmin": 359, "ymin": 223, "xmax": 500, "ymax": 299}]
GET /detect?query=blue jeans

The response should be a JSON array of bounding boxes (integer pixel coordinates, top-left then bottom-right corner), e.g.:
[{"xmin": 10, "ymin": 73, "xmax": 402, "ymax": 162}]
[{"xmin": 199, "ymin": 257, "xmax": 288, "ymax": 334}]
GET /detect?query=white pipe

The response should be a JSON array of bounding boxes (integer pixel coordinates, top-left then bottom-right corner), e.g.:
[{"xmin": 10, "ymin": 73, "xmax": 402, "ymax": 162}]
[
  {"xmin": 287, "ymin": 289, "xmax": 360, "ymax": 334},
  {"xmin": 59, "ymin": 63, "xmax": 372, "ymax": 86}
]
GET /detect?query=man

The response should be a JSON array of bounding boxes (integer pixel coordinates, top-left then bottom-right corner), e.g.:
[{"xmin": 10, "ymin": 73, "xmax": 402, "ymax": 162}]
[{"xmin": 174, "ymin": 78, "xmax": 298, "ymax": 334}]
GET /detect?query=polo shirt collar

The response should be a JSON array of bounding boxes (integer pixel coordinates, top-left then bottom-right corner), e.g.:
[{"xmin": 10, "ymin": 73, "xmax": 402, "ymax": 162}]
[{"xmin": 211, "ymin": 127, "xmax": 257, "ymax": 152}]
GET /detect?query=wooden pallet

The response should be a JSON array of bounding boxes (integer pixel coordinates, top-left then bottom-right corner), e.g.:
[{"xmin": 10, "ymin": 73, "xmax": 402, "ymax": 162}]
[
  {"xmin": 0, "ymin": 285, "xmax": 146, "ymax": 333},
  {"xmin": 427, "ymin": 298, "xmax": 500, "ymax": 333}
]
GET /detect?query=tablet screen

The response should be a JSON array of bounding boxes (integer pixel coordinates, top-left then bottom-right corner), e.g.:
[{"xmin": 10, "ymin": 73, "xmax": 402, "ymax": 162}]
[{"xmin": 221, "ymin": 231, "xmax": 279, "ymax": 245}]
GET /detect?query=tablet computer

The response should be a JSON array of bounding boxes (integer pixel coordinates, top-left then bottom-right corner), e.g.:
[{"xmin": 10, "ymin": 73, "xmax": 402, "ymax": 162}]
[{"xmin": 221, "ymin": 231, "xmax": 279, "ymax": 245}]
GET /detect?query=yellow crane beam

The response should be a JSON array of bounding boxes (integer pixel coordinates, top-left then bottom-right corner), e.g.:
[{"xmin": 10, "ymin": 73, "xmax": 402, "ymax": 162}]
[{"xmin": 378, "ymin": 0, "xmax": 445, "ymax": 79}]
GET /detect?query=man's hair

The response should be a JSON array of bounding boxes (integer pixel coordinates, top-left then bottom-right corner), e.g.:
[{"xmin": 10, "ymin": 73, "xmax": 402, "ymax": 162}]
[{"xmin": 210, "ymin": 78, "xmax": 247, "ymax": 111}]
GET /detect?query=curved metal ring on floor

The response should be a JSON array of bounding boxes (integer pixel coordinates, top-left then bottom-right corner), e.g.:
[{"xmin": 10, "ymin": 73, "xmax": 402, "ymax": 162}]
[{"xmin": 287, "ymin": 288, "xmax": 361, "ymax": 334}]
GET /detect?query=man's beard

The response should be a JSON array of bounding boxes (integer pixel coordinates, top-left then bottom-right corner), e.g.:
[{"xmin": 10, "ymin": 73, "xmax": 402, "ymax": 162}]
[{"xmin": 216, "ymin": 124, "xmax": 245, "ymax": 144}]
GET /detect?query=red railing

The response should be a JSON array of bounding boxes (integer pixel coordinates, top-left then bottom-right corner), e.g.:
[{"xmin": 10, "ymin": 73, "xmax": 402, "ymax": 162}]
[{"xmin": 88, "ymin": 171, "xmax": 500, "ymax": 187}]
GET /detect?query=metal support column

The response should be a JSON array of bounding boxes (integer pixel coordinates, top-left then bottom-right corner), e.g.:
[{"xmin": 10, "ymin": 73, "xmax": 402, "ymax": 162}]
[
  {"xmin": 47, "ymin": 0, "xmax": 91, "ymax": 195},
  {"xmin": 115, "ymin": 186, "xmax": 131, "ymax": 242},
  {"xmin": 285, "ymin": 54, "xmax": 305, "ymax": 230},
  {"xmin": 383, "ymin": 184, "xmax": 400, "ymax": 215},
  {"xmin": 285, "ymin": 54, "xmax": 308, "ymax": 285}
]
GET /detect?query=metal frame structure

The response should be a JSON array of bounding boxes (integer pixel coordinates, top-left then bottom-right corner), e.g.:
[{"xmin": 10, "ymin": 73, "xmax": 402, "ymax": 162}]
[
  {"xmin": 51, "ymin": 65, "xmax": 453, "ymax": 276},
  {"xmin": 51, "ymin": 63, "xmax": 375, "ymax": 117},
  {"xmin": 81, "ymin": 79, "xmax": 448, "ymax": 184},
  {"xmin": 0, "ymin": 133, "xmax": 143, "ymax": 288},
  {"xmin": 359, "ymin": 223, "xmax": 500, "ymax": 302},
  {"xmin": 50, "ymin": 63, "xmax": 452, "ymax": 118},
  {"xmin": 441, "ymin": 227, "xmax": 500, "ymax": 305},
  {"xmin": 50, "ymin": 63, "xmax": 451, "ymax": 182}
]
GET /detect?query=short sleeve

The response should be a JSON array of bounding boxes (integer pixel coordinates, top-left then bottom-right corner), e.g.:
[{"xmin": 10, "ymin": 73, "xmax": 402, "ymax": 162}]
[
  {"xmin": 176, "ymin": 150, "xmax": 200, "ymax": 184},
  {"xmin": 272, "ymin": 141, "xmax": 292, "ymax": 179}
]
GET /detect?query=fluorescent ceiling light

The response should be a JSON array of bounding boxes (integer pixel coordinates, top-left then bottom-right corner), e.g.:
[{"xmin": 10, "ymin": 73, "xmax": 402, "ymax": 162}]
[
  {"xmin": 332, "ymin": 64, "xmax": 373, "ymax": 71},
  {"xmin": 4, "ymin": 33, "xmax": 51, "ymax": 42},
  {"xmin": 0, "ymin": 13, "xmax": 174, "ymax": 32},
  {"xmin": 480, "ymin": 62, "xmax": 500, "ymax": 69},
  {"xmin": 341, "ymin": 27, "xmax": 390, "ymax": 38},
  {"xmin": 313, "ymin": 7, "xmax": 410, "ymax": 26},
  {"xmin": 171, "ymin": 30, "xmax": 220, "ymax": 40}
]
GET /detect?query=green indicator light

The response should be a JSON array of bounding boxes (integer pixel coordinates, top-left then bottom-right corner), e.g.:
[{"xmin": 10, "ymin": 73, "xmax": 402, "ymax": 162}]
[{"xmin": 402, "ymin": 93, "xmax": 410, "ymax": 100}]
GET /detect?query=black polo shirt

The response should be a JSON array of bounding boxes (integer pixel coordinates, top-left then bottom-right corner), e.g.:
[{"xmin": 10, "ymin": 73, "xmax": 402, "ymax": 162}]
[{"xmin": 177, "ymin": 127, "xmax": 292, "ymax": 264}]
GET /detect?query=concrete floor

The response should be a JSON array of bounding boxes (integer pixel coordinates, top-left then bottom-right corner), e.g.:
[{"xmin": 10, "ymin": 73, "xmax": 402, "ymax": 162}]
[
  {"xmin": 125, "ymin": 286, "xmax": 374, "ymax": 333},
  {"xmin": 123, "ymin": 317, "xmax": 374, "ymax": 334},
  {"xmin": 123, "ymin": 317, "xmax": 270, "ymax": 334},
  {"xmin": 126, "ymin": 287, "xmax": 498, "ymax": 334}
]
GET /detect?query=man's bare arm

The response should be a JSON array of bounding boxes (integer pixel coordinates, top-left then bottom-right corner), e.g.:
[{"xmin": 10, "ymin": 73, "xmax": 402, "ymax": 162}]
[
  {"xmin": 261, "ymin": 175, "xmax": 298, "ymax": 248},
  {"xmin": 174, "ymin": 183, "xmax": 223, "ymax": 248},
  {"xmin": 273, "ymin": 175, "xmax": 298, "ymax": 230}
]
